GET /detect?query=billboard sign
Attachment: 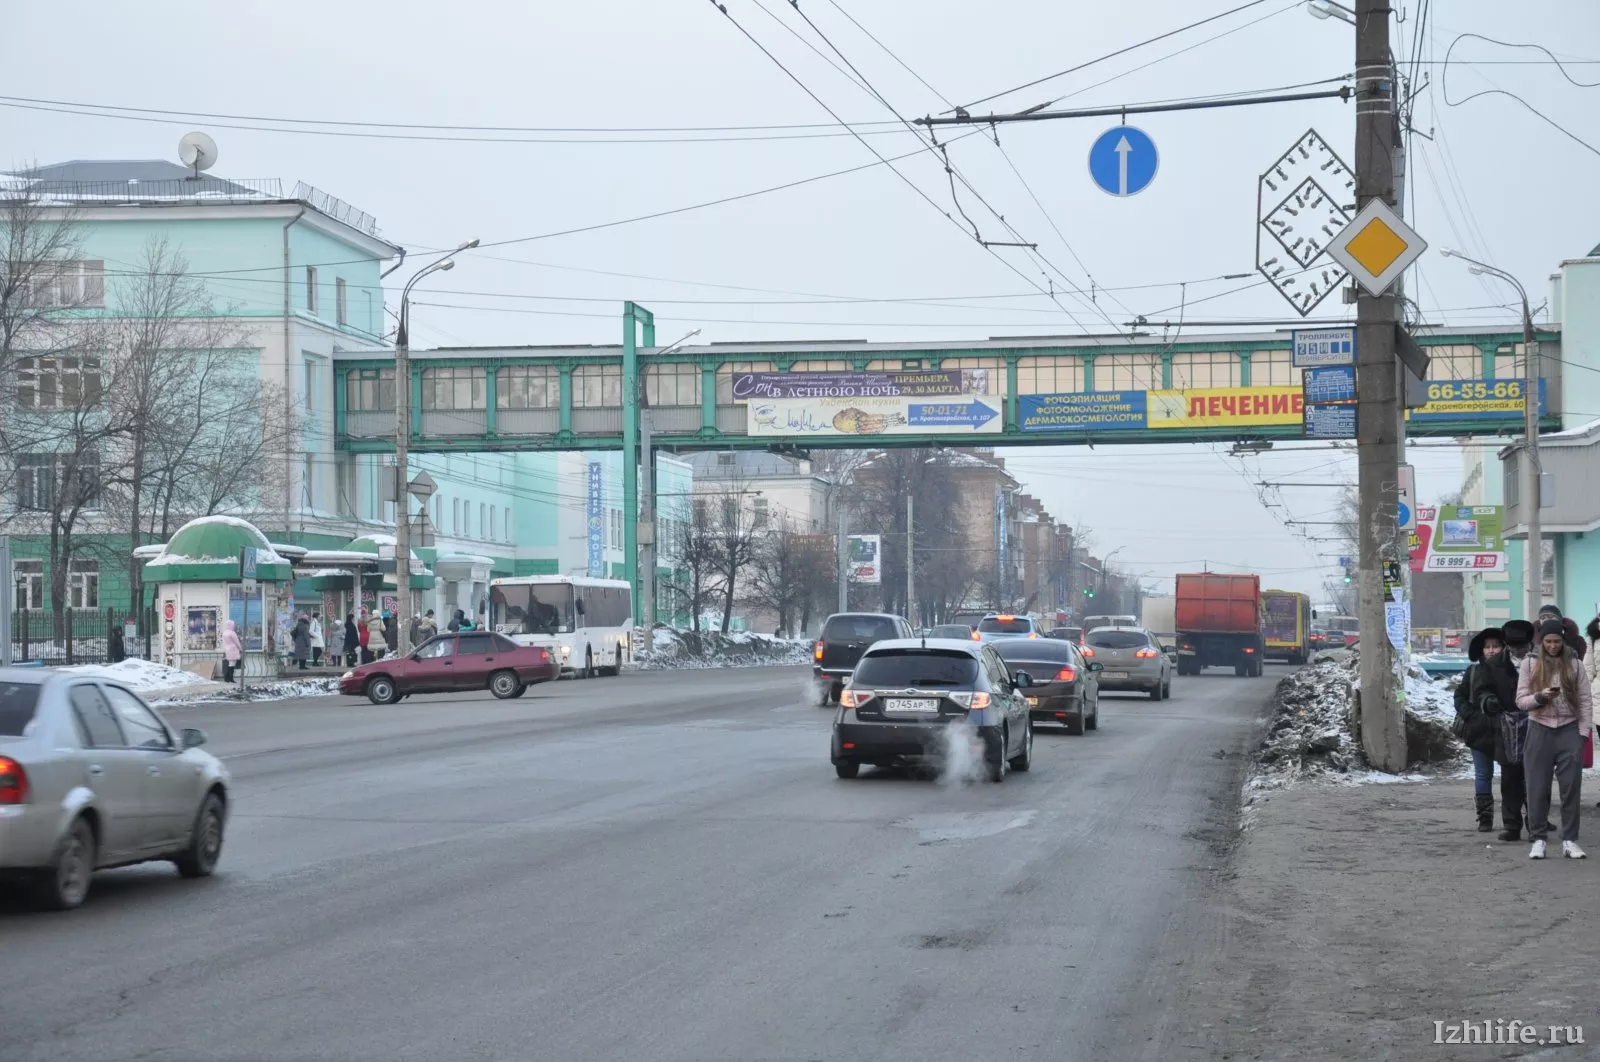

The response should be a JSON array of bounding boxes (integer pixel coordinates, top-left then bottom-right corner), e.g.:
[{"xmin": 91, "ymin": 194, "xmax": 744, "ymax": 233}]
[
  {"xmin": 1017, "ymin": 391, "xmax": 1146, "ymax": 433},
  {"xmin": 1292, "ymin": 327, "xmax": 1356, "ymax": 368},
  {"xmin": 730, "ymin": 369, "xmax": 986, "ymax": 400},
  {"xmin": 1148, "ymin": 387, "xmax": 1305, "ymax": 430},
  {"xmin": 1408, "ymin": 504, "xmax": 1505, "ymax": 573},
  {"xmin": 847, "ymin": 534, "xmax": 881, "ymax": 584},
  {"xmin": 1407, "ymin": 379, "xmax": 1545, "ymax": 424},
  {"xmin": 586, "ymin": 462, "xmax": 604, "ymax": 577},
  {"xmin": 747, "ymin": 394, "xmax": 1000, "ymax": 436}
]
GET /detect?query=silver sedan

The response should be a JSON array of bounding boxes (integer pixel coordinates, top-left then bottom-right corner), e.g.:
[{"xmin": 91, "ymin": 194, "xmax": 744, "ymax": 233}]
[{"xmin": 0, "ymin": 668, "xmax": 231, "ymax": 910}]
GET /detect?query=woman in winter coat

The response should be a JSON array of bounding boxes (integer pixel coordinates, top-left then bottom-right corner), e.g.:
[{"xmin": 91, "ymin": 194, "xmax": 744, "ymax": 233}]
[
  {"xmin": 309, "ymin": 612, "xmax": 325, "ymax": 666},
  {"xmin": 1515, "ymin": 618, "xmax": 1594, "ymax": 859},
  {"xmin": 447, "ymin": 608, "xmax": 465, "ymax": 633},
  {"xmin": 358, "ymin": 611, "xmax": 374, "ymax": 663},
  {"xmin": 366, "ymin": 611, "xmax": 387, "ymax": 660},
  {"xmin": 383, "ymin": 612, "xmax": 399, "ymax": 655},
  {"xmin": 1454, "ymin": 627, "xmax": 1518, "ymax": 834},
  {"xmin": 344, "ymin": 613, "xmax": 360, "ymax": 667},
  {"xmin": 221, "ymin": 619, "xmax": 243, "ymax": 684},
  {"xmin": 291, "ymin": 614, "xmax": 311, "ymax": 671},
  {"xmin": 1537, "ymin": 604, "xmax": 1586, "ymax": 660}
]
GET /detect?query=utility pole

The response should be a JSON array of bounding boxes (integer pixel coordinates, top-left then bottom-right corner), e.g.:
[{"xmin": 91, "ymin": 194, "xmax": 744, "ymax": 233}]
[
  {"xmin": 639, "ymin": 409, "xmax": 654, "ymax": 650},
  {"xmin": 1353, "ymin": 0, "xmax": 1406, "ymax": 772},
  {"xmin": 905, "ymin": 493, "xmax": 915, "ymax": 624},
  {"xmin": 837, "ymin": 508, "xmax": 849, "ymax": 614}
]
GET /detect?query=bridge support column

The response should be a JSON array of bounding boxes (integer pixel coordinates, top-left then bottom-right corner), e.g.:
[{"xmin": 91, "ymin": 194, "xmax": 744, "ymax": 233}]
[
  {"xmin": 623, "ymin": 302, "xmax": 655, "ymax": 627},
  {"xmin": 484, "ymin": 366, "xmax": 497, "ymax": 438}
]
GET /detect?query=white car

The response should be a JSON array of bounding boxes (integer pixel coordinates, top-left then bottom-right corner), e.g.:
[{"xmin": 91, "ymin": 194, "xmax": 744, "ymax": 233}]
[
  {"xmin": 974, "ymin": 614, "xmax": 1045, "ymax": 641},
  {"xmin": 0, "ymin": 668, "xmax": 231, "ymax": 910}
]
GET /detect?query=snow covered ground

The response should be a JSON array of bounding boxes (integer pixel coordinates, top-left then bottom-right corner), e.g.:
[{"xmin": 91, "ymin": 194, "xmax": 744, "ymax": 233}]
[
  {"xmin": 61, "ymin": 658, "xmax": 211, "ymax": 693},
  {"xmin": 634, "ymin": 629, "xmax": 811, "ymax": 670}
]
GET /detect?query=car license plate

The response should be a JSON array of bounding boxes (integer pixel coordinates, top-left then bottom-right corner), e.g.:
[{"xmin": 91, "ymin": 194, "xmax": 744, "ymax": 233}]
[
  {"xmin": 1026, "ymin": 696, "xmax": 1039, "ymax": 707},
  {"xmin": 1105, "ymin": 671, "xmax": 1128, "ymax": 680},
  {"xmin": 885, "ymin": 698, "xmax": 937, "ymax": 713}
]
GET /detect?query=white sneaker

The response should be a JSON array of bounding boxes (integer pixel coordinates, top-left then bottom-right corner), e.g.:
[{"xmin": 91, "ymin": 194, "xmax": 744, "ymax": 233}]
[
  {"xmin": 1529, "ymin": 840, "xmax": 1548, "ymax": 859},
  {"xmin": 1563, "ymin": 841, "xmax": 1586, "ymax": 859}
]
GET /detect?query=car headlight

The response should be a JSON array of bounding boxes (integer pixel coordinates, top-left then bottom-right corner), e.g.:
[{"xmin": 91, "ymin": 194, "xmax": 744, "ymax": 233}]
[
  {"xmin": 340, "ymin": 671, "xmax": 354, "ymax": 681},
  {"xmin": 560, "ymin": 645, "xmax": 571, "ymax": 657}
]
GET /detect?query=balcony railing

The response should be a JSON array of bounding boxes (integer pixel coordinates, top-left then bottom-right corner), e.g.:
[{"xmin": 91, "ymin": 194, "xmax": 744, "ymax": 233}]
[
  {"xmin": 421, "ymin": 409, "xmax": 487, "ymax": 437},
  {"xmin": 497, "ymin": 409, "xmax": 560, "ymax": 436},
  {"xmin": 345, "ymin": 410, "xmax": 394, "ymax": 439}
]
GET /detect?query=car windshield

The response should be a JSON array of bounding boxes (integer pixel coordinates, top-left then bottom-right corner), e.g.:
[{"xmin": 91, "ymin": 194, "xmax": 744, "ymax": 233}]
[
  {"xmin": 1087, "ymin": 630, "xmax": 1151, "ymax": 649},
  {"xmin": 491, "ymin": 583, "xmax": 574, "ymax": 635},
  {"xmin": 977, "ymin": 617, "xmax": 1032, "ymax": 634},
  {"xmin": 823, "ymin": 616, "xmax": 899, "ymax": 642},
  {"xmin": 930, "ymin": 625, "xmax": 972, "ymax": 638},
  {"xmin": 1050, "ymin": 628, "xmax": 1083, "ymax": 641},
  {"xmin": 852, "ymin": 649, "xmax": 978, "ymax": 687},
  {"xmin": 992, "ymin": 640, "xmax": 1073, "ymax": 666},
  {"xmin": 0, "ymin": 681, "xmax": 42, "ymax": 736}
]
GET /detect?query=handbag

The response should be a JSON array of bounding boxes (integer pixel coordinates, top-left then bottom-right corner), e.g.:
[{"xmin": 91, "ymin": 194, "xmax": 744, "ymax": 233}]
[{"xmin": 1583, "ymin": 733, "xmax": 1594, "ymax": 770}]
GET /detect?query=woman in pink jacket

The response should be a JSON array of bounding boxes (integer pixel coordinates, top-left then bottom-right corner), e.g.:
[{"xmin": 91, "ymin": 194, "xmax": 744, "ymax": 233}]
[
  {"xmin": 1516, "ymin": 618, "xmax": 1594, "ymax": 859},
  {"xmin": 221, "ymin": 619, "xmax": 243, "ymax": 684}
]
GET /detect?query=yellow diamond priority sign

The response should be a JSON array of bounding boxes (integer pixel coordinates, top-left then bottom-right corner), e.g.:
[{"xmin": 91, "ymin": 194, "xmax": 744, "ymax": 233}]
[{"xmin": 1326, "ymin": 199, "xmax": 1426, "ymax": 297}]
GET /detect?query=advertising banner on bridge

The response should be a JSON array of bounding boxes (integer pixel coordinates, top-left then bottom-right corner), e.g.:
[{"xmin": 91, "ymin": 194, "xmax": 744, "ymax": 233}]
[
  {"xmin": 731, "ymin": 369, "xmax": 988, "ymax": 400},
  {"xmin": 1147, "ymin": 386, "xmax": 1305, "ymax": 430},
  {"xmin": 1406, "ymin": 378, "xmax": 1546, "ymax": 424},
  {"xmin": 1408, "ymin": 504, "xmax": 1506, "ymax": 573},
  {"xmin": 746, "ymin": 394, "xmax": 1001, "ymax": 436},
  {"xmin": 1017, "ymin": 391, "xmax": 1146, "ymax": 433}
]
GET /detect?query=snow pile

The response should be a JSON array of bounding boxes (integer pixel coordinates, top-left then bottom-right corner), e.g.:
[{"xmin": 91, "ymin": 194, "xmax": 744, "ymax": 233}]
[
  {"xmin": 61, "ymin": 658, "xmax": 210, "ymax": 693},
  {"xmin": 1249, "ymin": 650, "xmax": 1465, "ymax": 790},
  {"xmin": 634, "ymin": 629, "xmax": 812, "ymax": 670}
]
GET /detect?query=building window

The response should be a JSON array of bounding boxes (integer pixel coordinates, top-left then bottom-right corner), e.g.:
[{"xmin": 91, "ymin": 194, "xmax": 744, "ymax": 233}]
[
  {"xmin": 463, "ymin": 501, "xmax": 471, "ymax": 538},
  {"xmin": 479, "ymin": 503, "xmax": 486, "ymax": 539},
  {"xmin": 303, "ymin": 454, "xmax": 316, "ymax": 507},
  {"xmin": 14, "ymin": 559, "xmax": 42, "ymax": 610},
  {"xmin": 752, "ymin": 497, "xmax": 769, "ymax": 530},
  {"xmin": 16, "ymin": 355, "xmax": 104, "ymax": 409},
  {"xmin": 496, "ymin": 366, "xmax": 557, "ymax": 409},
  {"xmin": 572, "ymin": 364, "xmax": 622, "ymax": 407},
  {"xmin": 421, "ymin": 367, "xmax": 486, "ymax": 410},
  {"xmin": 69, "ymin": 559, "xmax": 98, "ymax": 609},
  {"xmin": 336, "ymin": 278, "xmax": 348, "ymax": 326},
  {"xmin": 452, "ymin": 498, "xmax": 461, "ymax": 536},
  {"xmin": 27, "ymin": 260, "xmax": 105, "ymax": 308},
  {"xmin": 306, "ymin": 266, "xmax": 319, "ymax": 313},
  {"xmin": 14, "ymin": 452, "xmax": 100, "ymax": 511},
  {"xmin": 337, "ymin": 455, "xmax": 357, "ymax": 517},
  {"xmin": 433, "ymin": 493, "xmax": 442, "ymax": 529},
  {"xmin": 304, "ymin": 359, "xmax": 317, "ymax": 411},
  {"xmin": 346, "ymin": 368, "xmax": 395, "ymax": 411},
  {"xmin": 502, "ymin": 507, "xmax": 510, "ymax": 542}
]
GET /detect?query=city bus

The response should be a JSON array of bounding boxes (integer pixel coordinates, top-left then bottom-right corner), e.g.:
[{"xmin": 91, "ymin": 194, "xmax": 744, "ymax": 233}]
[{"xmin": 488, "ymin": 576, "xmax": 633, "ymax": 679}]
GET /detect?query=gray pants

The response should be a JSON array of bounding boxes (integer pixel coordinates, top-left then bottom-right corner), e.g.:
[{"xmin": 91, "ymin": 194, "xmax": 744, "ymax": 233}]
[{"xmin": 1524, "ymin": 721, "xmax": 1583, "ymax": 843}]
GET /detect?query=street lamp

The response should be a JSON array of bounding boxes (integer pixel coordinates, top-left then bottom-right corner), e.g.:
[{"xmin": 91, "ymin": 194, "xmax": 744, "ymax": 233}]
[
  {"xmin": 1440, "ymin": 248, "xmax": 1543, "ymax": 616},
  {"xmin": 1305, "ymin": 0, "xmax": 1356, "ymax": 24},
  {"xmin": 392, "ymin": 239, "xmax": 478, "ymax": 639}
]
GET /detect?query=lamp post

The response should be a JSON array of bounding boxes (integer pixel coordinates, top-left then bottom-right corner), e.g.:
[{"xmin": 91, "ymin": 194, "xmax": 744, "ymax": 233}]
[
  {"xmin": 1440, "ymin": 249, "xmax": 1542, "ymax": 616},
  {"xmin": 392, "ymin": 240, "xmax": 477, "ymax": 640}
]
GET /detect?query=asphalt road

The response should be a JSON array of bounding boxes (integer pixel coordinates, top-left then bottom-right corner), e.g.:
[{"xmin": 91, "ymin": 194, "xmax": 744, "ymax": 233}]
[{"xmin": 4, "ymin": 663, "xmax": 1281, "ymax": 1062}]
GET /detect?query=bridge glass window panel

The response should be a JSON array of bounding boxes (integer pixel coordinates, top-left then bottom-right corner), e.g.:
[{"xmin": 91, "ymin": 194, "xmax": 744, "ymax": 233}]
[
  {"xmin": 573, "ymin": 364, "xmax": 622, "ymax": 407},
  {"xmin": 422, "ymin": 367, "xmax": 486, "ymax": 410},
  {"xmin": 1017, "ymin": 356, "xmax": 1083, "ymax": 395},
  {"xmin": 1251, "ymin": 349, "xmax": 1299, "ymax": 387},
  {"xmin": 1423, "ymin": 344, "xmax": 1479, "ymax": 381},
  {"xmin": 346, "ymin": 368, "xmax": 394, "ymax": 410},
  {"xmin": 496, "ymin": 365, "xmax": 556, "ymax": 409},
  {"xmin": 1494, "ymin": 345, "xmax": 1525, "ymax": 381},
  {"xmin": 941, "ymin": 357, "xmax": 1001, "ymax": 394},
  {"xmin": 715, "ymin": 361, "xmax": 776, "ymax": 404},
  {"xmin": 644, "ymin": 363, "xmax": 700, "ymax": 406},
  {"xmin": 1100, "ymin": 354, "xmax": 1161, "ymax": 391},
  {"xmin": 1170, "ymin": 352, "xmax": 1240, "ymax": 389}
]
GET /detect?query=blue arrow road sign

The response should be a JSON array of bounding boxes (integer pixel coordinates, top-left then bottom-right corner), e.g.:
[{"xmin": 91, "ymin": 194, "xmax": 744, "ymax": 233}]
[
  {"xmin": 1088, "ymin": 126, "xmax": 1157, "ymax": 197},
  {"xmin": 1396, "ymin": 501, "xmax": 1412, "ymax": 529},
  {"xmin": 907, "ymin": 400, "xmax": 998, "ymax": 429}
]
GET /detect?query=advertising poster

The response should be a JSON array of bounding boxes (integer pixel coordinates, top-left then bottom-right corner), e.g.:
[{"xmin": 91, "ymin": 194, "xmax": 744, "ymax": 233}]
[
  {"xmin": 847, "ymin": 535, "xmax": 882, "ymax": 584},
  {"xmin": 1292, "ymin": 327, "xmax": 1356, "ymax": 368},
  {"xmin": 186, "ymin": 607, "xmax": 219, "ymax": 651},
  {"xmin": 730, "ymin": 369, "xmax": 987, "ymax": 400},
  {"xmin": 747, "ymin": 394, "xmax": 1001, "ymax": 437},
  {"xmin": 1017, "ymin": 391, "xmax": 1146, "ymax": 433},
  {"xmin": 1408, "ymin": 505, "xmax": 1506, "ymax": 573},
  {"xmin": 228, "ymin": 585, "xmax": 265, "ymax": 651},
  {"xmin": 1147, "ymin": 387, "xmax": 1305, "ymax": 430},
  {"xmin": 1407, "ymin": 379, "xmax": 1545, "ymax": 424},
  {"xmin": 586, "ymin": 462, "xmax": 604, "ymax": 577}
]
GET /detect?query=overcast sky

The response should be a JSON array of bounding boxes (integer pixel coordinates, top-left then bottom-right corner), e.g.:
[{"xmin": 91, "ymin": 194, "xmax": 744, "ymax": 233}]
[{"xmin": 5, "ymin": 0, "xmax": 1596, "ymax": 600}]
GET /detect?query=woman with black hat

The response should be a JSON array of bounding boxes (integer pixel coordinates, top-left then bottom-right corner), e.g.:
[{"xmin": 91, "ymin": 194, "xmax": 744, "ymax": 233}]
[
  {"xmin": 1454, "ymin": 627, "xmax": 1518, "ymax": 832},
  {"xmin": 1496, "ymin": 619, "xmax": 1537, "ymax": 841},
  {"xmin": 1515, "ymin": 618, "xmax": 1593, "ymax": 859}
]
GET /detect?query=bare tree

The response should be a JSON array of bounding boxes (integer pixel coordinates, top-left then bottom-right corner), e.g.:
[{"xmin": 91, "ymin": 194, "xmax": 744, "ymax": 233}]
[
  {"xmin": 747, "ymin": 517, "xmax": 832, "ymax": 637},
  {"xmin": 665, "ymin": 498, "xmax": 725, "ymax": 634},
  {"xmin": 706, "ymin": 486, "xmax": 761, "ymax": 634},
  {"xmin": 848, "ymin": 448, "xmax": 972, "ymax": 624}
]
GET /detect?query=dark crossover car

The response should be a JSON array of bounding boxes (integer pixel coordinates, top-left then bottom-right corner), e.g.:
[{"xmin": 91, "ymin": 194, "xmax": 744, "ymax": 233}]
[
  {"xmin": 814, "ymin": 613, "xmax": 914, "ymax": 706},
  {"xmin": 929, "ymin": 623, "xmax": 977, "ymax": 640},
  {"xmin": 1046, "ymin": 626, "xmax": 1085, "ymax": 644},
  {"xmin": 339, "ymin": 632, "xmax": 559, "ymax": 704},
  {"xmin": 990, "ymin": 636, "xmax": 1102, "ymax": 735},
  {"xmin": 1081, "ymin": 626, "xmax": 1173, "ymax": 700},
  {"xmin": 830, "ymin": 638, "xmax": 1034, "ymax": 782}
]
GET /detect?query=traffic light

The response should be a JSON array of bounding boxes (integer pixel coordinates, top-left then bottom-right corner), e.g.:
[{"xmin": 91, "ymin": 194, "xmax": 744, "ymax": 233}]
[{"xmin": 1342, "ymin": 573, "xmax": 1352, "ymax": 585}]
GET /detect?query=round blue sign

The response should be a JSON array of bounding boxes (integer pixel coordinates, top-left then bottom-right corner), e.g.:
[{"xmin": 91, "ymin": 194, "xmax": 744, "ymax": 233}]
[
  {"xmin": 1088, "ymin": 125, "xmax": 1158, "ymax": 197},
  {"xmin": 1396, "ymin": 501, "xmax": 1412, "ymax": 529}
]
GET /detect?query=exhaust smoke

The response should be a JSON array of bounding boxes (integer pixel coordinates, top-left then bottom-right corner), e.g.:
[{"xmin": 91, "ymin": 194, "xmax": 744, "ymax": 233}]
[{"xmin": 937, "ymin": 721, "xmax": 984, "ymax": 786}]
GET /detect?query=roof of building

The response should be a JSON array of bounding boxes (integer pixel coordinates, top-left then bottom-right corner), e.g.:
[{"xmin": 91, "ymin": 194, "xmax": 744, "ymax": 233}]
[
  {"xmin": 686, "ymin": 450, "xmax": 817, "ymax": 478},
  {"xmin": 142, "ymin": 515, "xmax": 293, "ymax": 583}
]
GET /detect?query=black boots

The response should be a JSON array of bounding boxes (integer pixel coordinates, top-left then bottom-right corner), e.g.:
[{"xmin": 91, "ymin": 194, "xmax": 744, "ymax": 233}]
[{"xmin": 1475, "ymin": 793, "xmax": 1495, "ymax": 833}]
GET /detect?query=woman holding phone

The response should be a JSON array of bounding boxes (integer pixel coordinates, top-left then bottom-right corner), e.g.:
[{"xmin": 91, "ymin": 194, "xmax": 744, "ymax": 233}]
[{"xmin": 1516, "ymin": 619, "xmax": 1594, "ymax": 859}]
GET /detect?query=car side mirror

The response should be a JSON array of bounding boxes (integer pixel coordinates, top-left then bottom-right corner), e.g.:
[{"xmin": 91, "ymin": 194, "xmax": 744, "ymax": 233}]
[
  {"xmin": 1087, "ymin": 662, "xmax": 1104, "ymax": 673},
  {"xmin": 1013, "ymin": 670, "xmax": 1033, "ymax": 688},
  {"xmin": 1162, "ymin": 644, "xmax": 1175, "ymax": 653},
  {"xmin": 180, "ymin": 728, "xmax": 208, "ymax": 750}
]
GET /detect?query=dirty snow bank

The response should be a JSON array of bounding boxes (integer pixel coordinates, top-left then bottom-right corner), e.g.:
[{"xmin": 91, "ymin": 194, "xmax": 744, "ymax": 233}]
[
  {"xmin": 634, "ymin": 629, "xmax": 811, "ymax": 670},
  {"xmin": 1248, "ymin": 650, "xmax": 1464, "ymax": 791},
  {"xmin": 61, "ymin": 658, "xmax": 210, "ymax": 693}
]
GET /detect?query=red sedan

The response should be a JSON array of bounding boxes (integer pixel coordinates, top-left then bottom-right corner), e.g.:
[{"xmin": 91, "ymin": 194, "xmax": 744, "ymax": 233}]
[{"xmin": 339, "ymin": 632, "xmax": 559, "ymax": 704}]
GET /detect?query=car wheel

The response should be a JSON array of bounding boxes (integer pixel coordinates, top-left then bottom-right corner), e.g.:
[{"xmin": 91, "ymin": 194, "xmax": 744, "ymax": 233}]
[
  {"xmin": 986, "ymin": 729, "xmax": 1007, "ymax": 783},
  {"xmin": 583, "ymin": 649, "xmax": 595, "ymax": 679},
  {"xmin": 1065, "ymin": 708, "xmax": 1086, "ymax": 736},
  {"xmin": 510, "ymin": 684, "xmax": 528, "ymax": 699},
  {"xmin": 819, "ymin": 684, "xmax": 833, "ymax": 707},
  {"xmin": 174, "ymin": 791, "xmax": 226, "ymax": 879},
  {"xmin": 489, "ymin": 670, "xmax": 522, "ymax": 700},
  {"xmin": 1148, "ymin": 681, "xmax": 1161, "ymax": 701},
  {"xmin": 1008, "ymin": 720, "xmax": 1033, "ymax": 772},
  {"xmin": 366, "ymin": 675, "xmax": 399, "ymax": 705},
  {"xmin": 35, "ymin": 816, "xmax": 96, "ymax": 911},
  {"xmin": 1086, "ymin": 699, "xmax": 1099, "ymax": 731},
  {"xmin": 834, "ymin": 761, "xmax": 860, "ymax": 779}
]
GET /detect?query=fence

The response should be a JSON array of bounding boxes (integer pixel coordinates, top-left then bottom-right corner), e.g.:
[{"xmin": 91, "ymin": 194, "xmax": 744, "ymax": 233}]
[{"xmin": 8, "ymin": 607, "xmax": 156, "ymax": 666}]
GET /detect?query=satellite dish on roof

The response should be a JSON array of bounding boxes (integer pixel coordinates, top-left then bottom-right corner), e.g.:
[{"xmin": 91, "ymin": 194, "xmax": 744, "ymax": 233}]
[{"xmin": 177, "ymin": 132, "xmax": 218, "ymax": 178}]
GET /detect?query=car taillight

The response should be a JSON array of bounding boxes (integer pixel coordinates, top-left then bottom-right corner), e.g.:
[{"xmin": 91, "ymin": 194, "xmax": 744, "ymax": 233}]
[
  {"xmin": 0, "ymin": 756, "xmax": 29, "ymax": 805},
  {"xmin": 1080, "ymin": 646, "xmax": 1095, "ymax": 657},
  {"xmin": 814, "ymin": 641, "xmax": 824, "ymax": 661},
  {"xmin": 1243, "ymin": 647, "xmax": 1256, "ymax": 654},
  {"xmin": 969, "ymin": 630, "xmax": 981, "ymax": 641},
  {"xmin": 1028, "ymin": 632, "xmax": 1039, "ymax": 639},
  {"xmin": 1134, "ymin": 648, "xmax": 1159, "ymax": 659},
  {"xmin": 968, "ymin": 691, "xmax": 991, "ymax": 710},
  {"xmin": 839, "ymin": 689, "xmax": 871, "ymax": 708},
  {"xmin": 1054, "ymin": 667, "xmax": 1077, "ymax": 682}
]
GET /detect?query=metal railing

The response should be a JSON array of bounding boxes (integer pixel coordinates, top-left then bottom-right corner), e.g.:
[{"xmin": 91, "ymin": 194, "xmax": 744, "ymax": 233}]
[
  {"xmin": 8, "ymin": 606, "xmax": 154, "ymax": 665},
  {"xmin": 6, "ymin": 177, "xmax": 285, "ymax": 203},
  {"xmin": 496, "ymin": 409, "xmax": 560, "ymax": 436},
  {"xmin": 292, "ymin": 182, "xmax": 381, "ymax": 237},
  {"xmin": 421, "ymin": 409, "xmax": 487, "ymax": 437},
  {"xmin": 345, "ymin": 410, "xmax": 395, "ymax": 438}
]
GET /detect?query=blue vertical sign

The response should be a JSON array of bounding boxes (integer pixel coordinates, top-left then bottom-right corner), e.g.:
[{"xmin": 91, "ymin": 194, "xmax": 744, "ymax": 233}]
[
  {"xmin": 586, "ymin": 462, "xmax": 604, "ymax": 577},
  {"xmin": 995, "ymin": 490, "xmax": 1008, "ymax": 601}
]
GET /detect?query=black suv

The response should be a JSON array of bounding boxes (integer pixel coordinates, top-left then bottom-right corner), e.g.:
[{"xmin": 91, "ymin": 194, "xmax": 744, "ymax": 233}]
[
  {"xmin": 831, "ymin": 637, "xmax": 1035, "ymax": 781},
  {"xmin": 814, "ymin": 612, "xmax": 913, "ymax": 706}
]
